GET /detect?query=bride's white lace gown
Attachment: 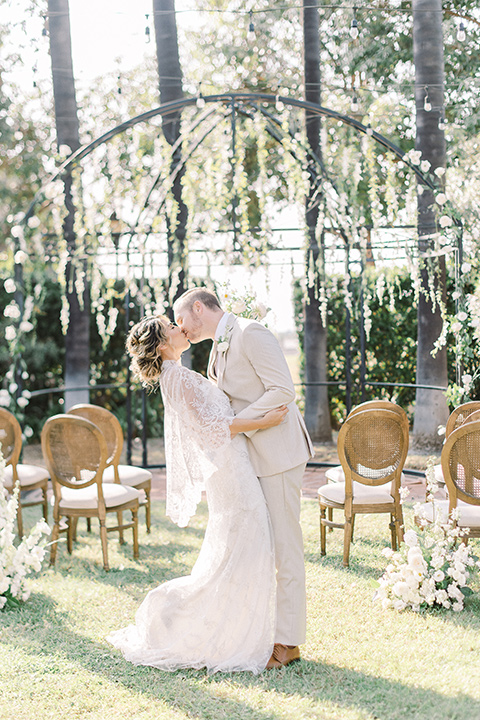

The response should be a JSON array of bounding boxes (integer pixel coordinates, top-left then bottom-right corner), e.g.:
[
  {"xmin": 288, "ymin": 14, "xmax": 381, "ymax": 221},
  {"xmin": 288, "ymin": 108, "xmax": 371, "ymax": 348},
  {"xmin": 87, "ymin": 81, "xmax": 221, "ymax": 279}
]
[{"xmin": 107, "ymin": 360, "xmax": 275, "ymax": 674}]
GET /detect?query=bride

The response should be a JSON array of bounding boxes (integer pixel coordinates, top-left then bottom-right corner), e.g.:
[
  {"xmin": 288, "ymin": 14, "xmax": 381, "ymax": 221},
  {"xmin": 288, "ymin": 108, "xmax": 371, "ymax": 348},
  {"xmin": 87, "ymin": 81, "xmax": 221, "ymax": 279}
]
[{"xmin": 107, "ymin": 315, "xmax": 288, "ymax": 674}]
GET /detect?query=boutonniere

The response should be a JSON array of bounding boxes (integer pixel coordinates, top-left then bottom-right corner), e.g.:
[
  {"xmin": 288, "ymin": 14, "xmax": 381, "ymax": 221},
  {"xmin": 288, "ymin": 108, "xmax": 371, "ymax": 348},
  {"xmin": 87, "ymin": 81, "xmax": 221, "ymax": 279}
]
[{"xmin": 217, "ymin": 324, "xmax": 233, "ymax": 353}]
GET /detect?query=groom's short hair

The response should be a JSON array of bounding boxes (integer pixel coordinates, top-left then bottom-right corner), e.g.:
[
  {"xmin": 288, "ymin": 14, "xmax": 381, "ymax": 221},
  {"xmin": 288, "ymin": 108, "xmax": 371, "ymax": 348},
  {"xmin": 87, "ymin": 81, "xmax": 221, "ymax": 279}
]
[{"xmin": 174, "ymin": 287, "xmax": 222, "ymax": 312}]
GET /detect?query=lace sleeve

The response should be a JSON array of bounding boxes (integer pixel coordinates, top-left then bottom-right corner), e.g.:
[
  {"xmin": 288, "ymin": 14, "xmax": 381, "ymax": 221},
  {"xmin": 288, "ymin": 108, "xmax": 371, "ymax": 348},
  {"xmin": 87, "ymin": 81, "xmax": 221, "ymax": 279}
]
[{"xmin": 160, "ymin": 361, "xmax": 234, "ymax": 527}]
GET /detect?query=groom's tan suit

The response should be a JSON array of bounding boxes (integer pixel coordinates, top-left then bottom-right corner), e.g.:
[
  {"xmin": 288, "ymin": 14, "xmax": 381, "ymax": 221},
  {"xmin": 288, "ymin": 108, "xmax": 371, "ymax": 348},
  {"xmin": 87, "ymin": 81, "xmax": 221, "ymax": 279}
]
[{"xmin": 208, "ymin": 313, "xmax": 313, "ymax": 645}]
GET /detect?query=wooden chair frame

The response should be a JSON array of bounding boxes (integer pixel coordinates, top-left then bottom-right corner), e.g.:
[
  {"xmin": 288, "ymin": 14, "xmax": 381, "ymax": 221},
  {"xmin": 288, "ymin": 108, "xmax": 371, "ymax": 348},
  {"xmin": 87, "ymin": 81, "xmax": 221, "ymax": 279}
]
[
  {"xmin": 445, "ymin": 401, "xmax": 480, "ymax": 438},
  {"xmin": 440, "ymin": 419, "xmax": 480, "ymax": 540},
  {"xmin": 68, "ymin": 404, "xmax": 151, "ymax": 534},
  {"xmin": 41, "ymin": 414, "xmax": 140, "ymax": 571},
  {"xmin": 0, "ymin": 407, "xmax": 49, "ymax": 537},
  {"xmin": 319, "ymin": 408, "xmax": 409, "ymax": 566}
]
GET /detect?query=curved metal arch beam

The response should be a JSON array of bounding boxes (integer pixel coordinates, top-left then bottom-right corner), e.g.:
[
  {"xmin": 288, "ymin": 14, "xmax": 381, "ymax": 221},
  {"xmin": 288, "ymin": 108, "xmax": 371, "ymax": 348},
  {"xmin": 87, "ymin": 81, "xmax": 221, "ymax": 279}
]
[{"xmin": 21, "ymin": 92, "xmax": 438, "ymax": 225}]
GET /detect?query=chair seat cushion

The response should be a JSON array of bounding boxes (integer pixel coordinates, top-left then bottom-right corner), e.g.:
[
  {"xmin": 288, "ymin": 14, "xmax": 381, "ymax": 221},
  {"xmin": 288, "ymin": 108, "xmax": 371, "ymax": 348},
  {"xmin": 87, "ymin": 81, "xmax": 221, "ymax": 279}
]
[
  {"xmin": 325, "ymin": 465, "xmax": 406, "ymax": 484},
  {"xmin": 51, "ymin": 483, "xmax": 141, "ymax": 511},
  {"xmin": 103, "ymin": 465, "xmax": 152, "ymax": 486},
  {"xmin": 318, "ymin": 480, "xmax": 394, "ymax": 505},
  {"xmin": 417, "ymin": 500, "xmax": 480, "ymax": 528},
  {"xmin": 3, "ymin": 463, "xmax": 49, "ymax": 488},
  {"xmin": 432, "ymin": 464, "xmax": 445, "ymax": 485}
]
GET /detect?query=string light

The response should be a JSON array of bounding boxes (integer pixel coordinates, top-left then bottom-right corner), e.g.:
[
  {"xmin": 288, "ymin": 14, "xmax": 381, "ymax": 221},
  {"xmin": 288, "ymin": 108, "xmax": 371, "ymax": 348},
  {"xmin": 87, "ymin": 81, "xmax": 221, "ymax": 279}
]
[
  {"xmin": 438, "ymin": 115, "xmax": 446, "ymax": 131},
  {"xmin": 457, "ymin": 21, "xmax": 466, "ymax": 42},
  {"xmin": 275, "ymin": 95, "xmax": 284, "ymax": 112},
  {"xmin": 196, "ymin": 89, "xmax": 206, "ymax": 109},
  {"xmin": 145, "ymin": 14, "xmax": 151, "ymax": 43},
  {"xmin": 351, "ymin": 95, "xmax": 359, "ymax": 113},
  {"xmin": 423, "ymin": 87, "xmax": 431, "ymax": 112},
  {"xmin": 350, "ymin": 8, "xmax": 359, "ymax": 39},
  {"xmin": 42, "ymin": 15, "xmax": 48, "ymax": 37},
  {"xmin": 247, "ymin": 10, "xmax": 255, "ymax": 42},
  {"xmin": 366, "ymin": 123, "xmax": 373, "ymax": 136},
  {"xmin": 117, "ymin": 74, "xmax": 122, "ymax": 95}
]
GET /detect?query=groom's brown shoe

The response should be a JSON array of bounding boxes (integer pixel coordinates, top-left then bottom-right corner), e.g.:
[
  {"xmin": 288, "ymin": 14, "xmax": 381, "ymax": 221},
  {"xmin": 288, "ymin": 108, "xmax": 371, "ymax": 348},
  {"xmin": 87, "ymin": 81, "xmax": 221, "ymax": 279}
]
[{"xmin": 266, "ymin": 644, "xmax": 300, "ymax": 669}]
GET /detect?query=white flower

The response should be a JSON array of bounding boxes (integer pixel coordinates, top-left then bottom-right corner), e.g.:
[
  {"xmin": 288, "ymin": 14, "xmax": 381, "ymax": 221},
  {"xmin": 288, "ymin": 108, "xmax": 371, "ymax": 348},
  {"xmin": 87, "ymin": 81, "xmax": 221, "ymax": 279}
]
[
  {"xmin": 19, "ymin": 321, "xmax": 34, "ymax": 333},
  {"xmin": 434, "ymin": 167, "xmax": 446, "ymax": 177},
  {"xmin": 436, "ymin": 193, "xmax": 447, "ymax": 206},
  {"xmin": 403, "ymin": 529, "xmax": 419, "ymax": 547},
  {"xmin": 439, "ymin": 215, "xmax": 453, "ymax": 228},
  {"xmin": 4, "ymin": 279, "xmax": 16, "ymax": 293},
  {"xmin": 461, "ymin": 262, "xmax": 471, "ymax": 274},
  {"xmin": 432, "ymin": 570, "xmax": 444, "ymax": 582},
  {"xmin": 16, "ymin": 397, "xmax": 28, "ymax": 409},
  {"xmin": 5, "ymin": 326, "xmax": 16, "ymax": 342},
  {"xmin": 254, "ymin": 302, "xmax": 268, "ymax": 320},
  {"xmin": 0, "ymin": 390, "xmax": 11, "ymax": 408},
  {"xmin": 231, "ymin": 299, "xmax": 247, "ymax": 314},
  {"xmin": 451, "ymin": 321, "xmax": 462, "ymax": 334},
  {"xmin": 217, "ymin": 341, "xmax": 229, "ymax": 353},
  {"xmin": 408, "ymin": 150, "xmax": 422, "ymax": 165},
  {"xmin": 14, "ymin": 250, "xmax": 28, "ymax": 265},
  {"xmin": 4, "ymin": 302, "xmax": 21, "ymax": 319},
  {"xmin": 420, "ymin": 160, "xmax": 431, "ymax": 173},
  {"xmin": 457, "ymin": 312, "xmax": 468, "ymax": 322},
  {"xmin": 407, "ymin": 547, "xmax": 427, "ymax": 575}
]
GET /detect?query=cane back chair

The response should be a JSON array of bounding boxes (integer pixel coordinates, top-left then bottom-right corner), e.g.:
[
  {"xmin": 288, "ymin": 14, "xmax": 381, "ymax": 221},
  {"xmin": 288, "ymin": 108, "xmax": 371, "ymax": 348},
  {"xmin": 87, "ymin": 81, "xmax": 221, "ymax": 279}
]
[
  {"xmin": 416, "ymin": 419, "xmax": 480, "ymax": 539},
  {"xmin": 0, "ymin": 407, "xmax": 49, "ymax": 537},
  {"xmin": 41, "ymin": 414, "xmax": 140, "ymax": 571},
  {"xmin": 68, "ymin": 404, "xmax": 152, "ymax": 533},
  {"xmin": 318, "ymin": 408, "xmax": 409, "ymax": 566}
]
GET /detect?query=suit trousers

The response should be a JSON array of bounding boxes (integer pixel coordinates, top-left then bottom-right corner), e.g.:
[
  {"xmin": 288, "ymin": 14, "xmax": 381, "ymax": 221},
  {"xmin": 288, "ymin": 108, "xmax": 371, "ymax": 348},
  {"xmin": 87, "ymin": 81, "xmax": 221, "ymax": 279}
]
[{"xmin": 259, "ymin": 462, "xmax": 307, "ymax": 646}]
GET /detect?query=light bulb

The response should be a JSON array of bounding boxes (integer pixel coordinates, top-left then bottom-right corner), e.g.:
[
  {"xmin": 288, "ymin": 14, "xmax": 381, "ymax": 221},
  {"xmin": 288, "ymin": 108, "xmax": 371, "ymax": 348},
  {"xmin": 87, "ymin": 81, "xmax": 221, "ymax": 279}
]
[
  {"xmin": 457, "ymin": 22, "xmax": 466, "ymax": 42},
  {"xmin": 424, "ymin": 95, "xmax": 431, "ymax": 112},
  {"xmin": 350, "ymin": 18, "xmax": 358, "ymax": 39},
  {"xmin": 438, "ymin": 116, "xmax": 446, "ymax": 131},
  {"xmin": 366, "ymin": 123, "xmax": 373, "ymax": 136},
  {"xmin": 275, "ymin": 95, "xmax": 284, "ymax": 112},
  {"xmin": 351, "ymin": 96, "xmax": 358, "ymax": 113},
  {"xmin": 196, "ymin": 94, "xmax": 206, "ymax": 109}
]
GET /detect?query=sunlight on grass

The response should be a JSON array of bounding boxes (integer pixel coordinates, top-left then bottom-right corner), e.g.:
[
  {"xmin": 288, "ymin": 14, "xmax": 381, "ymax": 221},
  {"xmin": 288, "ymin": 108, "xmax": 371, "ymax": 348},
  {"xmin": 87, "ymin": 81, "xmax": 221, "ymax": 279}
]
[{"xmin": 1, "ymin": 499, "xmax": 480, "ymax": 720}]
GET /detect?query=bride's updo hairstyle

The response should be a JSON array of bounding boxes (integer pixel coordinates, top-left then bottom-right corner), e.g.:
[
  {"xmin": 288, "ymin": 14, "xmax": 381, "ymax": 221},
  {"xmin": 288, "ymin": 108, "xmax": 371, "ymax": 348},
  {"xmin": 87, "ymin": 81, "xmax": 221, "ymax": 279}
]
[{"xmin": 126, "ymin": 315, "xmax": 169, "ymax": 388}]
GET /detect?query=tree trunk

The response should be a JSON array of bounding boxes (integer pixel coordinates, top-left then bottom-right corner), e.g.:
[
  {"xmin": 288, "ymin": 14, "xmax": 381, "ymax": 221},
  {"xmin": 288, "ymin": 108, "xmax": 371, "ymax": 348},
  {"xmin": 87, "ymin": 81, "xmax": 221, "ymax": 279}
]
[
  {"xmin": 48, "ymin": 0, "xmax": 89, "ymax": 409},
  {"xmin": 302, "ymin": 1, "xmax": 332, "ymax": 441},
  {"xmin": 153, "ymin": 0, "xmax": 188, "ymax": 307},
  {"xmin": 412, "ymin": 0, "xmax": 449, "ymax": 449}
]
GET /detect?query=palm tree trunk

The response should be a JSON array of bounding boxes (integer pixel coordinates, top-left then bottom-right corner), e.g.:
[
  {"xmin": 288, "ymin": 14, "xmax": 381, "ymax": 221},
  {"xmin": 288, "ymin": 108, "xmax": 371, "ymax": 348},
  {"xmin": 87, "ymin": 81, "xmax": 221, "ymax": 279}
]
[
  {"xmin": 153, "ymin": 0, "xmax": 188, "ymax": 306},
  {"xmin": 303, "ymin": 1, "xmax": 332, "ymax": 441},
  {"xmin": 412, "ymin": 0, "xmax": 449, "ymax": 448},
  {"xmin": 48, "ymin": 0, "xmax": 89, "ymax": 409}
]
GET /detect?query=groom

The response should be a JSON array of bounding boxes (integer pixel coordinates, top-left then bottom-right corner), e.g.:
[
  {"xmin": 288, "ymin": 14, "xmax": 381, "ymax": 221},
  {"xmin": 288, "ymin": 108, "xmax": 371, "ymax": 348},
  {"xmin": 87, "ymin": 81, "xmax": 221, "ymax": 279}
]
[{"xmin": 173, "ymin": 287, "xmax": 313, "ymax": 669}]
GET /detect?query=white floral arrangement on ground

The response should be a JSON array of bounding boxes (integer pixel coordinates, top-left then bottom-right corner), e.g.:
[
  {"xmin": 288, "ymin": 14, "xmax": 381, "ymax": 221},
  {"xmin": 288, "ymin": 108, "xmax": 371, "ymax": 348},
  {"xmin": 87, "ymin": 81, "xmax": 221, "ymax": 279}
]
[
  {"xmin": 373, "ymin": 458, "xmax": 480, "ymax": 613},
  {"xmin": 0, "ymin": 452, "xmax": 51, "ymax": 610},
  {"xmin": 221, "ymin": 286, "xmax": 270, "ymax": 323}
]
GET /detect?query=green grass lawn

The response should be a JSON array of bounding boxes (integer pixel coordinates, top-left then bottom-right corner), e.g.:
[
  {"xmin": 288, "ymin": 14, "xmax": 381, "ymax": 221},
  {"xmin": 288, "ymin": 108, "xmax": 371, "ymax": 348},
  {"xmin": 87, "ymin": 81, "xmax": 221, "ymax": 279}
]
[{"xmin": 1, "ymin": 499, "xmax": 480, "ymax": 720}]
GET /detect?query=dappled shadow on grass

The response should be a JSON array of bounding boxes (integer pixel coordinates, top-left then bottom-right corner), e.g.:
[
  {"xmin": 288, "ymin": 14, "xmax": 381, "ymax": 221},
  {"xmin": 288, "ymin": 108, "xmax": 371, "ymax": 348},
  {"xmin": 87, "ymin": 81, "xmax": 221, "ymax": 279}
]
[{"xmin": 3, "ymin": 603, "xmax": 480, "ymax": 720}]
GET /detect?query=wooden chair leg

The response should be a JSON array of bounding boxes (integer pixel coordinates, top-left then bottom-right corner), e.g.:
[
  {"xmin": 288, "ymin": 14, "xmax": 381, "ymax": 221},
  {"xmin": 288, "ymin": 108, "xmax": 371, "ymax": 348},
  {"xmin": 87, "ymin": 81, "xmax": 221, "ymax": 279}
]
[
  {"xmin": 145, "ymin": 489, "xmax": 151, "ymax": 533},
  {"xmin": 117, "ymin": 511, "xmax": 125, "ymax": 544},
  {"xmin": 99, "ymin": 519, "xmax": 109, "ymax": 571},
  {"xmin": 67, "ymin": 517, "xmax": 74, "ymax": 554},
  {"xmin": 350, "ymin": 514, "xmax": 356, "ymax": 542},
  {"xmin": 343, "ymin": 514, "xmax": 353, "ymax": 567},
  {"xmin": 389, "ymin": 514, "xmax": 397, "ymax": 550},
  {"xmin": 327, "ymin": 507, "xmax": 333, "ymax": 531},
  {"xmin": 132, "ymin": 507, "xmax": 139, "ymax": 560},
  {"xmin": 320, "ymin": 505, "xmax": 327, "ymax": 556},
  {"xmin": 50, "ymin": 522, "xmax": 60, "ymax": 566},
  {"xmin": 16, "ymin": 499, "xmax": 24, "ymax": 539},
  {"xmin": 86, "ymin": 518, "xmax": 92, "ymax": 533},
  {"xmin": 42, "ymin": 486, "xmax": 49, "ymax": 523},
  {"xmin": 70, "ymin": 516, "xmax": 79, "ymax": 542}
]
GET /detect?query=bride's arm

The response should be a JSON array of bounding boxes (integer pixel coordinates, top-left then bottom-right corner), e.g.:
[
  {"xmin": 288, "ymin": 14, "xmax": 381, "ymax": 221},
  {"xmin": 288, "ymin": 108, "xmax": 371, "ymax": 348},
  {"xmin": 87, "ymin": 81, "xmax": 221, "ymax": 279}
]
[{"xmin": 229, "ymin": 405, "xmax": 288, "ymax": 438}]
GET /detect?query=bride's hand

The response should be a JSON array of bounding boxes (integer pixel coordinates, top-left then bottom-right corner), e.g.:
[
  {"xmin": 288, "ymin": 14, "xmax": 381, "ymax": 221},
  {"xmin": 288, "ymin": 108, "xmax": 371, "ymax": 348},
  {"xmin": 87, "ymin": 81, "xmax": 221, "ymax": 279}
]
[{"xmin": 261, "ymin": 405, "xmax": 289, "ymax": 428}]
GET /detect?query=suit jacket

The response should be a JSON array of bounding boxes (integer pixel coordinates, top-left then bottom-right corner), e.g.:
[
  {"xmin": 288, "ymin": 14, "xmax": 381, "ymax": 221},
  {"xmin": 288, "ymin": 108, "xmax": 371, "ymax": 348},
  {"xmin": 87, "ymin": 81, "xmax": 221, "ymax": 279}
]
[{"xmin": 208, "ymin": 313, "xmax": 314, "ymax": 477}]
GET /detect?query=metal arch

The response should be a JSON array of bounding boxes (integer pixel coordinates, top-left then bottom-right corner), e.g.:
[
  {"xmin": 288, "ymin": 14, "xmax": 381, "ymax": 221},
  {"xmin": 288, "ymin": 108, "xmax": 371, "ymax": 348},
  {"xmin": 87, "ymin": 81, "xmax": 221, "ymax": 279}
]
[{"xmin": 21, "ymin": 92, "xmax": 439, "ymax": 225}]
